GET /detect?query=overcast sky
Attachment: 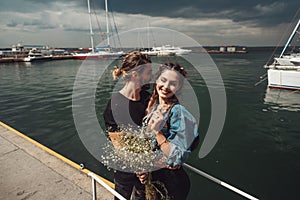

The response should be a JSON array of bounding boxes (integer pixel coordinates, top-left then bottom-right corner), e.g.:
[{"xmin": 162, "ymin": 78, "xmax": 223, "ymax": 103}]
[{"xmin": 0, "ymin": 0, "xmax": 299, "ymax": 48}]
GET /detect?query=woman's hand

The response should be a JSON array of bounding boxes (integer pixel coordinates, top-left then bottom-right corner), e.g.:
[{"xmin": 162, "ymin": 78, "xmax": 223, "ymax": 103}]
[{"xmin": 148, "ymin": 105, "xmax": 167, "ymax": 132}]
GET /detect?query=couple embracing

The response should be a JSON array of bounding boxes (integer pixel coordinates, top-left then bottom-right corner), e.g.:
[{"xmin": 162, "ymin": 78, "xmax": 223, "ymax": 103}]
[{"xmin": 103, "ymin": 51, "xmax": 199, "ymax": 200}]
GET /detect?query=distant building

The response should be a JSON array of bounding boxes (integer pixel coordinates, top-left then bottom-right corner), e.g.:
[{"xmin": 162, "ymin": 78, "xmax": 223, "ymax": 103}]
[
  {"xmin": 0, "ymin": 43, "xmax": 53, "ymax": 58},
  {"xmin": 219, "ymin": 46, "xmax": 226, "ymax": 52},
  {"xmin": 206, "ymin": 46, "xmax": 248, "ymax": 54},
  {"xmin": 226, "ymin": 46, "xmax": 236, "ymax": 52}
]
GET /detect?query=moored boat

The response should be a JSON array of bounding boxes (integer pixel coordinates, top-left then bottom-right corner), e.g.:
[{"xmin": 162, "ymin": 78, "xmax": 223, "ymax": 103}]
[
  {"xmin": 23, "ymin": 48, "xmax": 53, "ymax": 62},
  {"xmin": 73, "ymin": 0, "xmax": 124, "ymax": 60},
  {"xmin": 23, "ymin": 55, "xmax": 53, "ymax": 62},
  {"xmin": 264, "ymin": 19, "xmax": 300, "ymax": 90},
  {"xmin": 140, "ymin": 45, "xmax": 191, "ymax": 56},
  {"xmin": 73, "ymin": 47, "xmax": 124, "ymax": 60}
]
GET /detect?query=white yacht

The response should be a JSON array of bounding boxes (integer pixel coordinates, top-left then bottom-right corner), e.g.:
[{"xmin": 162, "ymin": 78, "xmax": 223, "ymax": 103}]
[
  {"xmin": 140, "ymin": 45, "xmax": 191, "ymax": 56},
  {"xmin": 264, "ymin": 19, "xmax": 300, "ymax": 90},
  {"xmin": 23, "ymin": 48, "xmax": 52, "ymax": 62}
]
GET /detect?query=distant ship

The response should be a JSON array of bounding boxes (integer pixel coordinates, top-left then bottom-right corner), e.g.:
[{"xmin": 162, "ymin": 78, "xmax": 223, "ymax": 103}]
[{"xmin": 140, "ymin": 45, "xmax": 191, "ymax": 56}]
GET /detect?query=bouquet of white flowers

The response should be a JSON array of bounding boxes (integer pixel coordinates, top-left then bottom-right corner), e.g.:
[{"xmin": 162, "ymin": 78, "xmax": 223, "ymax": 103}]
[
  {"xmin": 101, "ymin": 126, "xmax": 169, "ymax": 199},
  {"xmin": 102, "ymin": 126, "xmax": 160, "ymax": 172}
]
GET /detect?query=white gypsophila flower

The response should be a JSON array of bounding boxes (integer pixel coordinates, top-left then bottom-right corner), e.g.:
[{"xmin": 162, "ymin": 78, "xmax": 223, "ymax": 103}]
[{"xmin": 101, "ymin": 126, "xmax": 162, "ymax": 172}]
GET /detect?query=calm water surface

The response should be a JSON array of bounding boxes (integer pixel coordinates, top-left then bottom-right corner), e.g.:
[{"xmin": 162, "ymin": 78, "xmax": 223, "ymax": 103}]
[{"xmin": 0, "ymin": 52, "xmax": 300, "ymax": 200}]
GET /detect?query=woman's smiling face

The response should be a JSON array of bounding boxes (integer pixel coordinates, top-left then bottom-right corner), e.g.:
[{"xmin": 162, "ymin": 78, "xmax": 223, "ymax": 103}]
[{"xmin": 156, "ymin": 69, "xmax": 181, "ymax": 100}]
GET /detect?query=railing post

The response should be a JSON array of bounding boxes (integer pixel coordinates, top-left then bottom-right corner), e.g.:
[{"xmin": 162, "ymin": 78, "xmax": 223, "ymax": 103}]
[
  {"xmin": 88, "ymin": 172, "xmax": 126, "ymax": 200},
  {"xmin": 91, "ymin": 177, "xmax": 97, "ymax": 200}
]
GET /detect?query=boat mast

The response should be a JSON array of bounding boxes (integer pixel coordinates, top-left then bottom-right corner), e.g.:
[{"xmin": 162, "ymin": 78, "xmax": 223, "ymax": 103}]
[
  {"xmin": 87, "ymin": 0, "xmax": 94, "ymax": 53},
  {"xmin": 105, "ymin": 0, "xmax": 110, "ymax": 47},
  {"xmin": 280, "ymin": 19, "xmax": 300, "ymax": 57}
]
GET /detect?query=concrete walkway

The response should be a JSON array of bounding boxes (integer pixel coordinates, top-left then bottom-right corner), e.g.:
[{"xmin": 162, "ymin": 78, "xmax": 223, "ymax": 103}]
[{"xmin": 0, "ymin": 122, "xmax": 114, "ymax": 200}]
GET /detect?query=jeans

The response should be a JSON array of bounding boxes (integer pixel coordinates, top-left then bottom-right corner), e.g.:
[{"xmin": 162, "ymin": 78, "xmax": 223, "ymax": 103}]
[{"xmin": 114, "ymin": 170, "xmax": 145, "ymax": 200}]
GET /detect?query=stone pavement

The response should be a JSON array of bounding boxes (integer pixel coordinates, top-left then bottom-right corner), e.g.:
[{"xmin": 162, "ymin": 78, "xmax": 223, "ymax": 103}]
[{"xmin": 0, "ymin": 122, "xmax": 114, "ymax": 200}]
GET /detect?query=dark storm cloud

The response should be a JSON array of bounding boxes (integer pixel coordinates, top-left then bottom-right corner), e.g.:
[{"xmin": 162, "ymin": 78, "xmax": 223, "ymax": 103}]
[
  {"xmin": 3, "ymin": 0, "xmax": 298, "ymax": 28},
  {"xmin": 0, "ymin": 0, "xmax": 47, "ymax": 12},
  {"xmin": 0, "ymin": 0, "xmax": 299, "ymax": 47},
  {"xmin": 96, "ymin": 0, "xmax": 299, "ymax": 27}
]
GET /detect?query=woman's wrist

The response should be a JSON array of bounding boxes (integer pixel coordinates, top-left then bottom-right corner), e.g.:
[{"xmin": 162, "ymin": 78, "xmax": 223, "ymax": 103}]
[
  {"xmin": 158, "ymin": 138, "xmax": 167, "ymax": 148},
  {"xmin": 155, "ymin": 131, "xmax": 168, "ymax": 148}
]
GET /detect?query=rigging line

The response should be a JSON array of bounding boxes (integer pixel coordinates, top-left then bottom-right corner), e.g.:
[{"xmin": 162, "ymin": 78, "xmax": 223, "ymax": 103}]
[
  {"xmin": 254, "ymin": 76, "xmax": 267, "ymax": 87},
  {"xmin": 183, "ymin": 163, "xmax": 259, "ymax": 200},
  {"xmin": 265, "ymin": 7, "xmax": 300, "ymax": 65},
  {"xmin": 107, "ymin": 1, "xmax": 122, "ymax": 49},
  {"xmin": 101, "ymin": 1, "xmax": 115, "ymax": 48},
  {"xmin": 254, "ymin": 73, "xmax": 267, "ymax": 87},
  {"xmin": 111, "ymin": 11, "xmax": 122, "ymax": 48},
  {"xmin": 108, "ymin": 14, "xmax": 116, "ymax": 47},
  {"xmin": 291, "ymin": 31, "xmax": 300, "ymax": 52},
  {"xmin": 104, "ymin": 13, "xmax": 115, "ymax": 48},
  {"xmin": 90, "ymin": 0, "xmax": 106, "ymax": 42},
  {"xmin": 259, "ymin": 73, "xmax": 267, "ymax": 79}
]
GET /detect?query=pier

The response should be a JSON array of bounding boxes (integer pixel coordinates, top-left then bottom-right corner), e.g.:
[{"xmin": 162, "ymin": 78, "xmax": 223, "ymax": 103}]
[
  {"xmin": 0, "ymin": 121, "xmax": 114, "ymax": 200},
  {"xmin": 0, "ymin": 55, "xmax": 75, "ymax": 63}
]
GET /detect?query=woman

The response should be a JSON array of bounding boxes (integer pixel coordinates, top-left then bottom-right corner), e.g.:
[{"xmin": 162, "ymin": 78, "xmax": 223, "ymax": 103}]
[
  {"xmin": 103, "ymin": 51, "xmax": 152, "ymax": 200},
  {"xmin": 140, "ymin": 63, "xmax": 199, "ymax": 200}
]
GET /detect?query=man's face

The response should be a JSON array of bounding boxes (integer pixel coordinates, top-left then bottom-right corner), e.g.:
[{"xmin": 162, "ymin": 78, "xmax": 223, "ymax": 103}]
[{"xmin": 139, "ymin": 63, "xmax": 152, "ymax": 86}]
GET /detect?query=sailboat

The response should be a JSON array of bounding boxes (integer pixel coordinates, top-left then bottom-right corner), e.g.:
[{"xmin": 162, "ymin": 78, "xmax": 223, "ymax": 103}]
[
  {"xmin": 264, "ymin": 19, "xmax": 300, "ymax": 90},
  {"xmin": 73, "ymin": 0, "xmax": 124, "ymax": 60}
]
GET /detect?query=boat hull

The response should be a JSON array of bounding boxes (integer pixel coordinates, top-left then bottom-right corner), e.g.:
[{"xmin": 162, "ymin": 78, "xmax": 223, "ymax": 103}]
[
  {"xmin": 140, "ymin": 45, "xmax": 191, "ymax": 56},
  {"xmin": 23, "ymin": 56, "xmax": 53, "ymax": 62},
  {"xmin": 267, "ymin": 69, "xmax": 300, "ymax": 90},
  {"xmin": 73, "ymin": 52, "xmax": 123, "ymax": 60}
]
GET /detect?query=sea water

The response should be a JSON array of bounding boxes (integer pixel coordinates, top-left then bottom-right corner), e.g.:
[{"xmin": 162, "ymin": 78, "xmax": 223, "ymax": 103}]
[{"xmin": 0, "ymin": 51, "xmax": 300, "ymax": 200}]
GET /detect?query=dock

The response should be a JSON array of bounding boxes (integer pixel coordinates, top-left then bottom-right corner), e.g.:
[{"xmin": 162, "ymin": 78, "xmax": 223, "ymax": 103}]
[
  {"xmin": 0, "ymin": 121, "xmax": 114, "ymax": 200},
  {"xmin": 0, "ymin": 55, "xmax": 75, "ymax": 63}
]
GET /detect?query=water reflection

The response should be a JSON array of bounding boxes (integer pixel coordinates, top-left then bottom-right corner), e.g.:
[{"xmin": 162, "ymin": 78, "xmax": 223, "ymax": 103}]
[{"xmin": 264, "ymin": 88, "xmax": 300, "ymax": 112}]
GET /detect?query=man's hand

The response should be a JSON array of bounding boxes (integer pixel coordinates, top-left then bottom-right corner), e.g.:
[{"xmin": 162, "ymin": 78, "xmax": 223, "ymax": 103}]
[{"xmin": 136, "ymin": 172, "xmax": 148, "ymax": 184}]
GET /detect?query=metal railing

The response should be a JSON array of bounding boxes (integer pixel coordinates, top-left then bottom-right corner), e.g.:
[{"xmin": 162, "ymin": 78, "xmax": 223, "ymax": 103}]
[
  {"xmin": 183, "ymin": 163, "xmax": 259, "ymax": 200},
  {"xmin": 88, "ymin": 172, "xmax": 126, "ymax": 200},
  {"xmin": 88, "ymin": 164, "xmax": 259, "ymax": 200}
]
